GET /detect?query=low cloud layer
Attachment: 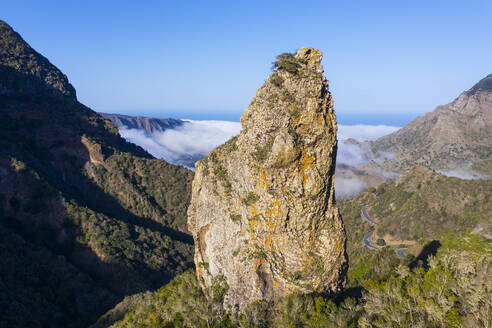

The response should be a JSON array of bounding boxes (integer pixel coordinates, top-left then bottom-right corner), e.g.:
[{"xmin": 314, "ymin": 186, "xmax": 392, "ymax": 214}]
[
  {"xmin": 336, "ymin": 124, "xmax": 399, "ymax": 167},
  {"xmin": 120, "ymin": 120, "xmax": 241, "ymax": 168},
  {"xmin": 437, "ymin": 168, "xmax": 487, "ymax": 180},
  {"xmin": 118, "ymin": 120, "xmax": 400, "ymax": 198},
  {"xmin": 338, "ymin": 124, "xmax": 400, "ymax": 141},
  {"xmin": 334, "ymin": 177, "xmax": 365, "ymax": 199}
]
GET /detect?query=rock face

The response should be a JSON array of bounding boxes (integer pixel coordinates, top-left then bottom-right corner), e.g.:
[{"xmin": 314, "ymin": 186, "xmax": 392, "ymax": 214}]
[{"xmin": 188, "ymin": 48, "xmax": 347, "ymax": 308}]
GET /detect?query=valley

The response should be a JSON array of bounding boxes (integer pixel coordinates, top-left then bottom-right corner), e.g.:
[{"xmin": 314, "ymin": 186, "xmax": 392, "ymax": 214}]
[{"xmin": 0, "ymin": 16, "xmax": 490, "ymax": 328}]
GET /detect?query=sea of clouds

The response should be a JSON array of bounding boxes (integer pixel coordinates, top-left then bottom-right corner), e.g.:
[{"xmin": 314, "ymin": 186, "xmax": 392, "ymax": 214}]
[
  {"xmin": 119, "ymin": 120, "xmax": 400, "ymax": 197},
  {"xmin": 120, "ymin": 120, "xmax": 242, "ymax": 168}
]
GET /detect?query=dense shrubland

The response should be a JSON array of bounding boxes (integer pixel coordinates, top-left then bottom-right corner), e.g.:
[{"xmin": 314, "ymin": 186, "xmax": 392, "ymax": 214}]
[
  {"xmin": 369, "ymin": 167, "xmax": 492, "ymax": 241},
  {"xmin": 107, "ymin": 164, "xmax": 492, "ymax": 328},
  {"xmin": 0, "ymin": 91, "xmax": 194, "ymax": 324},
  {"xmin": 110, "ymin": 234, "xmax": 491, "ymax": 327}
]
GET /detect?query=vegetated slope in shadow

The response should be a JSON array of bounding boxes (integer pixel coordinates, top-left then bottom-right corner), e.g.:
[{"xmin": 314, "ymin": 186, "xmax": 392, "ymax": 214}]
[
  {"xmin": 0, "ymin": 93, "xmax": 194, "ymax": 326},
  {"xmin": 409, "ymin": 240, "xmax": 442, "ymax": 269},
  {"xmin": 0, "ymin": 20, "xmax": 194, "ymax": 327},
  {"xmin": 0, "ymin": 218, "xmax": 119, "ymax": 328}
]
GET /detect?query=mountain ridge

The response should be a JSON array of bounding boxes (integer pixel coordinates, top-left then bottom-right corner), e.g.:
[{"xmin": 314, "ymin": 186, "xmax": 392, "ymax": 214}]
[
  {"xmin": 0, "ymin": 20, "xmax": 194, "ymax": 327},
  {"xmin": 336, "ymin": 73, "xmax": 492, "ymax": 195},
  {"xmin": 371, "ymin": 73, "xmax": 492, "ymax": 173},
  {"xmin": 100, "ymin": 112, "xmax": 184, "ymax": 135},
  {"xmin": 0, "ymin": 20, "xmax": 76, "ymax": 98}
]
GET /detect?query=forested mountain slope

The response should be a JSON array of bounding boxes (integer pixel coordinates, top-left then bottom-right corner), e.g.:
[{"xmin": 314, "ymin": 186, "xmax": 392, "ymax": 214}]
[{"xmin": 0, "ymin": 20, "xmax": 194, "ymax": 327}]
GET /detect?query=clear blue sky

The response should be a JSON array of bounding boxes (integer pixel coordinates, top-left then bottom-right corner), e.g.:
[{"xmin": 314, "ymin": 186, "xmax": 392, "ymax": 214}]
[{"xmin": 2, "ymin": 1, "xmax": 491, "ymax": 124}]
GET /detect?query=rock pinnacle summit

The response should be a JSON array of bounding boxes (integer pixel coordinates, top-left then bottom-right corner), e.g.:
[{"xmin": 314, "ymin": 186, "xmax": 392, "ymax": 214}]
[{"xmin": 188, "ymin": 47, "xmax": 347, "ymax": 308}]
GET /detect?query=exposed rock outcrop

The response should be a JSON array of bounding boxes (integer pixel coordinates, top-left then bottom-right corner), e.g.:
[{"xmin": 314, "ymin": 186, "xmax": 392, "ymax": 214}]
[{"xmin": 188, "ymin": 48, "xmax": 347, "ymax": 308}]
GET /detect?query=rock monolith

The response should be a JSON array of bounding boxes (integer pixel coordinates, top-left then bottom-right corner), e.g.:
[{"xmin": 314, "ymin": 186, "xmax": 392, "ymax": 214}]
[{"xmin": 188, "ymin": 47, "xmax": 347, "ymax": 308}]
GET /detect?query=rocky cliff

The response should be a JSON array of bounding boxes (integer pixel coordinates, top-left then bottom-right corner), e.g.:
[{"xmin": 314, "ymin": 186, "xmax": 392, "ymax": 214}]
[{"xmin": 188, "ymin": 48, "xmax": 347, "ymax": 308}]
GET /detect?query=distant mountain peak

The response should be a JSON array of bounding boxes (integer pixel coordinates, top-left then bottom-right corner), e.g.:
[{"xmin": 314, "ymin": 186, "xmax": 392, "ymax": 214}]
[
  {"xmin": 0, "ymin": 20, "xmax": 76, "ymax": 98},
  {"xmin": 100, "ymin": 113, "xmax": 184, "ymax": 135},
  {"xmin": 368, "ymin": 73, "xmax": 492, "ymax": 177},
  {"xmin": 465, "ymin": 73, "xmax": 492, "ymax": 96}
]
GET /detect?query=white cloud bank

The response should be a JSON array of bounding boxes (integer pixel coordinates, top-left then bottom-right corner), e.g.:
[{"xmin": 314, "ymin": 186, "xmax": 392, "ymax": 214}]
[
  {"xmin": 437, "ymin": 169, "xmax": 487, "ymax": 180},
  {"xmin": 338, "ymin": 124, "xmax": 400, "ymax": 141},
  {"xmin": 334, "ymin": 177, "xmax": 366, "ymax": 199},
  {"xmin": 119, "ymin": 120, "xmax": 241, "ymax": 168},
  {"xmin": 336, "ymin": 124, "xmax": 399, "ymax": 167},
  {"xmin": 118, "ymin": 120, "xmax": 401, "ymax": 198}
]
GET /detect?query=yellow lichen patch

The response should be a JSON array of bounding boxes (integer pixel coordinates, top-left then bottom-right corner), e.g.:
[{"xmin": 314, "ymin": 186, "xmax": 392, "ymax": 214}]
[
  {"xmin": 258, "ymin": 167, "xmax": 268, "ymax": 189},
  {"xmin": 248, "ymin": 219, "xmax": 258, "ymax": 232},
  {"xmin": 299, "ymin": 150, "xmax": 314, "ymax": 173},
  {"xmin": 250, "ymin": 204, "xmax": 257, "ymax": 217},
  {"xmin": 265, "ymin": 207, "xmax": 275, "ymax": 217},
  {"xmin": 273, "ymin": 198, "xmax": 281, "ymax": 211},
  {"xmin": 295, "ymin": 150, "xmax": 315, "ymax": 185},
  {"xmin": 265, "ymin": 198, "xmax": 282, "ymax": 218},
  {"xmin": 326, "ymin": 110, "xmax": 332, "ymax": 123},
  {"xmin": 312, "ymin": 276, "xmax": 322, "ymax": 291}
]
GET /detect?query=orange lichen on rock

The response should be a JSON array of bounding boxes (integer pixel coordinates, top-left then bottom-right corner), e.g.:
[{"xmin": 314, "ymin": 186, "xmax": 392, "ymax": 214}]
[{"xmin": 187, "ymin": 47, "xmax": 346, "ymax": 309}]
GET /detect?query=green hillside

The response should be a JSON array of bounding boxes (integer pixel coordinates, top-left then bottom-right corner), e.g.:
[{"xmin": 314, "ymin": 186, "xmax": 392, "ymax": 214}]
[
  {"xmin": 369, "ymin": 165, "xmax": 491, "ymax": 242},
  {"xmin": 0, "ymin": 20, "xmax": 194, "ymax": 327},
  {"xmin": 107, "ymin": 234, "xmax": 491, "ymax": 328}
]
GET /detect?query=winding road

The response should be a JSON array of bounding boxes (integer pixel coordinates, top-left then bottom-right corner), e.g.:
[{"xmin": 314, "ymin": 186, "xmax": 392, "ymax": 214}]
[
  {"xmin": 362, "ymin": 231, "xmax": 379, "ymax": 250},
  {"xmin": 360, "ymin": 205, "xmax": 407, "ymax": 258},
  {"xmin": 361, "ymin": 206, "xmax": 377, "ymax": 226},
  {"xmin": 396, "ymin": 248, "xmax": 407, "ymax": 258}
]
